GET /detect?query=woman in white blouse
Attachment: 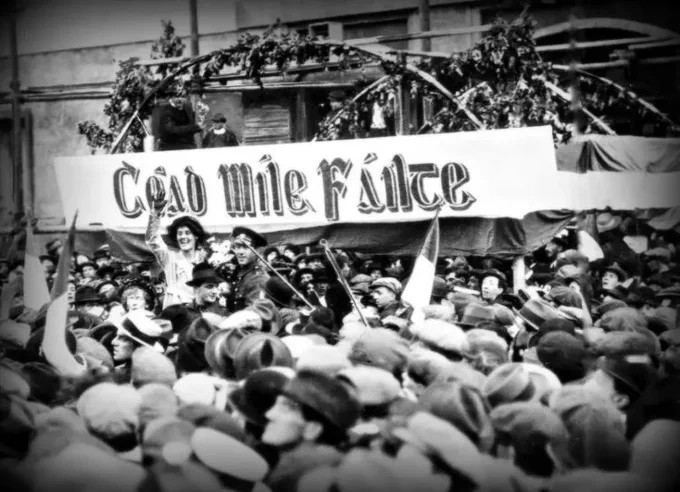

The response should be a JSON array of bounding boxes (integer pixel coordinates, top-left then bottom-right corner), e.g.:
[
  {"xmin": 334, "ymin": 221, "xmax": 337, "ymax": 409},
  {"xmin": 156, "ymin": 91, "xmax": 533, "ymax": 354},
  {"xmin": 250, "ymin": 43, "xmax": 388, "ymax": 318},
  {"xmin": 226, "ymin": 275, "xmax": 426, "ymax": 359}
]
[{"xmin": 145, "ymin": 193, "xmax": 209, "ymax": 308}]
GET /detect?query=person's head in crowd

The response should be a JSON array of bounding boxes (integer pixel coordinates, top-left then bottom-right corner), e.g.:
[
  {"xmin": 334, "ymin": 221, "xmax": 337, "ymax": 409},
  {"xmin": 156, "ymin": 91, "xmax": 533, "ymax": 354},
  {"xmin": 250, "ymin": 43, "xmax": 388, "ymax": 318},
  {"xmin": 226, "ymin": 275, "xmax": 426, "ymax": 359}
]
[
  {"xmin": 66, "ymin": 278, "xmax": 77, "ymax": 305},
  {"xmin": 601, "ymin": 263, "xmax": 627, "ymax": 291},
  {"xmin": 305, "ymin": 253, "xmax": 325, "ymax": 272},
  {"xmin": 186, "ymin": 263, "xmax": 222, "ymax": 307},
  {"xmin": 93, "ymin": 245, "xmax": 112, "ymax": 268},
  {"xmin": 582, "ymin": 354, "xmax": 657, "ymax": 416},
  {"xmin": 74, "ymin": 285, "xmax": 107, "ymax": 318},
  {"xmin": 119, "ymin": 277, "xmax": 156, "ymax": 312},
  {"xmin": 282, "ymin": 243, "xmax": 300, "ymax": 261},
  {"xmin": 231, "ymin": 226, "xmax": 267, "ymax": 268},
  {"xmin": 369, "ymin": 277, "xmax": 402, "ymax": 311},
  {"xmin": 328, "ymin": 90, "xmax": 346, "ymax": 111},
  {"xmin": 39, "ymin": 255, "xmax": 56, "ymax": 278},
  {"xmin": 263, "ymin": 246, "xmax": 280, "ymax": 264},
  {"xmin": 445, "ymin": 266, "xmax": 470, "ymax": 289},
  {"xmin": 111, "ymin": 311, "xmax": 164, "ymax": 364},
  {"xmin": 78, "ymin": 261, "xmax": 99, "ymax": 282},
  {"xmin": 480, "ymin": 269, "xmax": 506, "ymax": 303},
  {"xmin": 167, "ymin": 215, "xmax": 208, "ymax": 254},
  {"xmin": 262, "ymin": 369, "xmax": 360, "ymax": 448},
  {"xmin": 545, "ymin": 235, "xmax": 567, "ymax": 259}
]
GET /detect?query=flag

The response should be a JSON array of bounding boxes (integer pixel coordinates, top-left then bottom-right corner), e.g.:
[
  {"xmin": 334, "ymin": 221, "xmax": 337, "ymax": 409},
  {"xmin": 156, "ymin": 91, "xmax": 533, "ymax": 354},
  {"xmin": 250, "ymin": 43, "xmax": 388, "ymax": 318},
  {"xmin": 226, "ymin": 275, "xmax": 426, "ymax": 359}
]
[
  {"xmin": 42, "ymin": 212, "xmax": 85, "ymax": 377},
  {"xmin": 401, "ymin": 210, "xmax": 441, "ymax": 324},
  {"xmin": 23, "ymin": 219, "xmax": 51, "ymax": 311}
]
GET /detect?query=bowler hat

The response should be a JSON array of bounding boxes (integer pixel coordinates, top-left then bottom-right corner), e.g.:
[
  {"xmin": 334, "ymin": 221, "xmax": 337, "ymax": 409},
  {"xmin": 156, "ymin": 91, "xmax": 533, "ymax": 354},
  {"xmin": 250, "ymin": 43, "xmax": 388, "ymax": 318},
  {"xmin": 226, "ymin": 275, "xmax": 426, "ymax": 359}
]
[
  {"xmin": 211, "ymin": 113, "xmax": 227, "ymax": 123},
  {"xmin": 186, "ymin": 263, "xmax": 222, "ymax": 287},
  {"xmin": 228, "ymin": 368, "xmax": 290, "ymax": 426},
  {"xmin": 264, "ymin": 277, "xmax": 295, "ymax": 307},
  {"xmin": 231, "ymin": 227, "xmax": 267, "ymax": 248},
  {"xmin": 282, "ymin": 369, "xmax": 361, "ymax": 432},
  {"xmin": 74, "ymin": 285, "xmax": 104, "ymax": 305}
]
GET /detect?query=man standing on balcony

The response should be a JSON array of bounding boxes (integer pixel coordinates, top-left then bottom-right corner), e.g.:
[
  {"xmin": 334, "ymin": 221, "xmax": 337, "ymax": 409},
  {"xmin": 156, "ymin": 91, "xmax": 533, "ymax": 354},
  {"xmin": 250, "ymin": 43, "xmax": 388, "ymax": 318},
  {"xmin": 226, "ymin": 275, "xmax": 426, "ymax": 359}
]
[
  {"xmin": 202, "ymin": 113, "xmax": 240, "ymax": 148},
  {"xmin": 157, "ymin": 95, "xmax": 202, "ymax": 151}
]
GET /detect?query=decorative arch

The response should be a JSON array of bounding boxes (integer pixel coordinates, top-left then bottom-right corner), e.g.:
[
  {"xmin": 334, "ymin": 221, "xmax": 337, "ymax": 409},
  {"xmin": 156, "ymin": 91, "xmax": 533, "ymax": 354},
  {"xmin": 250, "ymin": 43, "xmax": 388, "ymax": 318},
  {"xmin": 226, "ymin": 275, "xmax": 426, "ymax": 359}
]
[{"xmin": 534, "ymin": 18, "xmax": 680, "ymax": 40}]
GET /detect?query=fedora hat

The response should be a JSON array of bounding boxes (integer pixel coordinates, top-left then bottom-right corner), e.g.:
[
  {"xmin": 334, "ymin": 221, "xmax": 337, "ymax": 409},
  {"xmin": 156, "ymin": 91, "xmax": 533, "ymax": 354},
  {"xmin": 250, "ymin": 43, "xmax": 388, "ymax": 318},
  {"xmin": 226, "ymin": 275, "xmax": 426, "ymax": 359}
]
[
  {"xmin": 118, "ymin": 311, "xmax": 164, "ymax": 349},
  {"xmin": 227, "ymin": 368, "xmax": 291, "ymax": 426},
  {"xmin": 458, "ymin": 303, "xmax": 496, "ymax": 330},
  {"xmin": 231, "ymin": 227, "xmax": 267, "ymax": 248},
  {"xmin": 186, "ymin": 263, "xmax": 222, "ymax": 287},
  {"xmin": 596, "ymin": 212, "xmax": 622, "ymax": 233},
  {"xmin": 514, "ymin": 298, "xmax": 568, "ymax": 332},
  {"xmin": 204, "ymin": 328, "xmax": 250, "ymax": 379},
  {"xmin": 232, "ymin": 333, "xmax": 293, "ymax": 380}
]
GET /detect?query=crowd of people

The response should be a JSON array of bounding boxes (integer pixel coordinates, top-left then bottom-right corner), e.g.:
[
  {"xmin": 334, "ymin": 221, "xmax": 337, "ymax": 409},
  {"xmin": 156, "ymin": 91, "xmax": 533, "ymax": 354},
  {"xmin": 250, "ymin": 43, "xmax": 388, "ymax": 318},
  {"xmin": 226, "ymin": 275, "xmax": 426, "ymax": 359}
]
[{"xmin": 1, "ymin": 200, "xmax": 680, "ymax": 492}]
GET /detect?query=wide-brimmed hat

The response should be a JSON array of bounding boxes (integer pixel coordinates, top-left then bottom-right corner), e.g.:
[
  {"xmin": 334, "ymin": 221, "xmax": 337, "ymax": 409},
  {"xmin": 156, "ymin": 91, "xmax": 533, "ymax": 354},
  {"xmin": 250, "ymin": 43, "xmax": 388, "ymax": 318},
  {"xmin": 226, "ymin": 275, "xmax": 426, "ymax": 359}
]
[
  {"xmin": 204, "ymin": 328, "xmax": 250, "ymax": 379},
  {"xmin": 232, "ymin": 333, "xmax": 293, "ymax": 380},
  {"xmin": 231, "ymin": 227, "xmax": 267, "ymax": 248},
  {"xmin": 118, "ymin": 311, "xmax": 164, "ymax": 349},
  {"xmin": 282, "ymin": 369, "xmax": 361, "ymax": 432},
  {"xmin": 119, "ymin": 276, "xmax": 156, "ymax": 309},
  {"xmin": 596, "ymin": 212, "xmax": 623, "ymax": 233},
  {"xmin": 602, "ymin": 263, "xmax": 628, "ymax": 282},
  {"xmin": 186, "ymin": 263, "xmax": 222, "ymax": 287},
  {"xmin": 166, "ymin": 215, "xmax": 209, "ymax": 249},
  {"xmin": 228, "ymin": 368, "xmax": 291, "ymax": 426},
  {"xmin": 514, "ymin": 298, "xmax": 569, "ymax": 332},
  {"xmin": 458, "ymin": 303, "xmax": 496, "ymax": 329}
]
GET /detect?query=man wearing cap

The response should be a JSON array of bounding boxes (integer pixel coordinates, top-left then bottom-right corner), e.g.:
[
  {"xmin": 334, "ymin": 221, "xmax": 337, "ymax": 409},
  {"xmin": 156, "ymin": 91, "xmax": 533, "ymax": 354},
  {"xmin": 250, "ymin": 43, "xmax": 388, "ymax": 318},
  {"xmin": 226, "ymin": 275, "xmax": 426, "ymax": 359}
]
[
  {"xmin": 111, "ymin": 311, "xmax": 165, "ymax": 383},
  {"xmin": 369, "ymin": 277, "xmax": 411, "ymax": 325},
  {"xmin": 229, "ymin": 227, "xmax": 269, "ymax": 312},
  {"xmin": 202, "ymin": 113, "xmax": 239, "ymax": 148},
  {"xmin": 186, "ymin": 262, "xmax": 228, "ymax": 316}
]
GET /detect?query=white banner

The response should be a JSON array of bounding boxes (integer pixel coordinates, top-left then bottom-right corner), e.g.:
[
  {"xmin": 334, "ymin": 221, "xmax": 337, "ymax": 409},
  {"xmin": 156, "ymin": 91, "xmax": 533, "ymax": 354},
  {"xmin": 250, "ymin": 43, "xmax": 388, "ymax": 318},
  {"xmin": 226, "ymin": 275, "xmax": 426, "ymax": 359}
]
[{"xmin": 54, "ymin": 127, "xmax": 680, "ymax": 232}]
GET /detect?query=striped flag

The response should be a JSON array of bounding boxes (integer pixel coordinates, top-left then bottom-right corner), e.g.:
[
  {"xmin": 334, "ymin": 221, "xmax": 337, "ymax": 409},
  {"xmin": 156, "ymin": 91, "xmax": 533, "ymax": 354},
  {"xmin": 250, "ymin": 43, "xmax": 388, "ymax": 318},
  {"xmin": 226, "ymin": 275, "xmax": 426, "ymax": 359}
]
[
  {"xmin": 23, "ymin": 219, "xmax": 50, "ymax": 311},
  {"xmin": 401, "ymin": 210, "xmax": 441, "ymax": 324},
  {"xmin": 42, "ymin": 212, "xmax": 85, "ymax": 377}
]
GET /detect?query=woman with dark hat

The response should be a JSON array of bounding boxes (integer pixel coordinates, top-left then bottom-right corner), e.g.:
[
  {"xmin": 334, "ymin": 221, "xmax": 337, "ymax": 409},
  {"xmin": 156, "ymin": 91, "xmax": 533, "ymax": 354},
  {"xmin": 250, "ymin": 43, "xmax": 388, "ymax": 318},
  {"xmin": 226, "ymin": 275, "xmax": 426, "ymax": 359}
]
[
  {"xmin": 118, "ymin": 276, "xmax": 158, "ymax": 313},
  {"xmin": 146, "ymin": 190, "xmax": 210, "ymax": 308}
]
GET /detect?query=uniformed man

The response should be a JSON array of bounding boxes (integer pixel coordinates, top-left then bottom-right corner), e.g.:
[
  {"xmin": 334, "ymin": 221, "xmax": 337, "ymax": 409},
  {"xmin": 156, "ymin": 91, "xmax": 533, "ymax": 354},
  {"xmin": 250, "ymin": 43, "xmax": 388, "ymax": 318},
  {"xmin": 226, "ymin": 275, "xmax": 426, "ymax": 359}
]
[
  {"xmin": 229, "ymin": 227, "xmax": 269, "ymax": 311},
  {"xmin": 368, "ymin": 277, "xmax": 411, "ymax": 331}
]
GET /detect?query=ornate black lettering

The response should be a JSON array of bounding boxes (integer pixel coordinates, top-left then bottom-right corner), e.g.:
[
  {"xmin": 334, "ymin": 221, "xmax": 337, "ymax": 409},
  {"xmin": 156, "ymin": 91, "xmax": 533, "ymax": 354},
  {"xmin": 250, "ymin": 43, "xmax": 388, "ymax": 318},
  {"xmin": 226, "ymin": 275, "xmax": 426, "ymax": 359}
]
[
  {"xmin": 441, "ymin": 162, "xmax": 476, "ymax": 211},
  {"xmin": 113, "ymin": 161, "xmax": 145, "ymax": 219},
  {"xmin": 317, "ymin": 158, "xmax": 352, "ymax": 222},
  {"xmin": 409, "ymin": 163, "xmax": 443, "ymax": 211},
  {"xmin": 358, "ymin": 168, "xmax": 385, "ymax": 214},
  {"xmin": 217, "ymin": 163, "xmax": 256, "ymax": 218}
]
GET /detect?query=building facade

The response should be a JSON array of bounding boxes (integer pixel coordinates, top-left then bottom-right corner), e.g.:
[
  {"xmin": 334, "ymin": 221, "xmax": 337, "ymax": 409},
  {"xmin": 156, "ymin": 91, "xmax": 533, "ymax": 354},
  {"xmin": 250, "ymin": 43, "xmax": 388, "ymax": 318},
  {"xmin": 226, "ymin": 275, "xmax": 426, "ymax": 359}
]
[{"xmin": 0, "ymin": 0, "xmax": 677, "ymax": 231}]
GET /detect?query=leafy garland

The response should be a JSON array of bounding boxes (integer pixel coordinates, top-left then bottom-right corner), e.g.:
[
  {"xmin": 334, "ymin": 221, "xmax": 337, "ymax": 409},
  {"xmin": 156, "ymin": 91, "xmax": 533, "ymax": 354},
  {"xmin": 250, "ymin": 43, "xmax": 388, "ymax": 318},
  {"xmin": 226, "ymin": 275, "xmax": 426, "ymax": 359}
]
[
  {"xmin": 78, "ymin": 14, "xmax": 677, "ymax": 153},
  {"xmin": 78, "ymin": 21, "xmax": 187, "ymax": 153}
]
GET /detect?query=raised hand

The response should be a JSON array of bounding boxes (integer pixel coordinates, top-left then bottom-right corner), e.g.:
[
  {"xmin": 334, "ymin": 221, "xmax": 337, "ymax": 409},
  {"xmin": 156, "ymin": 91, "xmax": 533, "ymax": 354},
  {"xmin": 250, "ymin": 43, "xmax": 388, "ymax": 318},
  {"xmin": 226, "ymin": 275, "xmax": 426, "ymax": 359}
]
[{"xmin": 151, "ymin": 188, "xmax": 168, "ymax": 214}]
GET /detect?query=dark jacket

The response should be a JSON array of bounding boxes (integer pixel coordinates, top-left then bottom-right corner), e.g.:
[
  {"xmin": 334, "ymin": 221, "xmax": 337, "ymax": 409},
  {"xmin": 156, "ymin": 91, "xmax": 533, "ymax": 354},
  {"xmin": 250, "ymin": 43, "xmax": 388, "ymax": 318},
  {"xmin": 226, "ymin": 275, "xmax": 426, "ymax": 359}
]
[
  {"xmin": 202, "ymin": 128, "xmax": 239, "ymax": 148},
  {"xmin": 230, "ymin": 262, "xmax": 269, "ymax": 311},
  {"xmin": 157, "ymin": 104, "xmax": 201, "ymax": 151}
]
